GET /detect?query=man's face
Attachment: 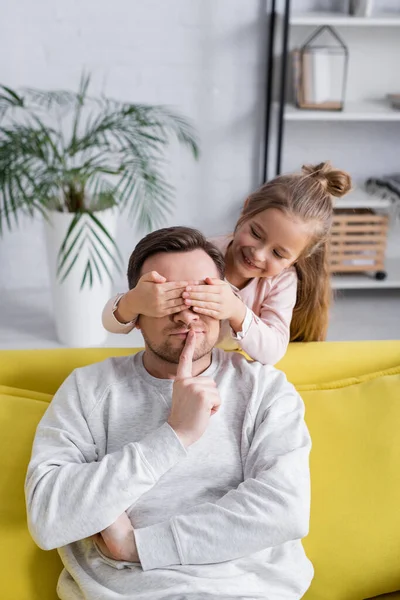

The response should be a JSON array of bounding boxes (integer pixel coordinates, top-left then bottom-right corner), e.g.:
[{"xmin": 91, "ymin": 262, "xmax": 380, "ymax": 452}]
[{"xmin": 137, "ymin": 249, "xmax": 221, "ymax": 364}]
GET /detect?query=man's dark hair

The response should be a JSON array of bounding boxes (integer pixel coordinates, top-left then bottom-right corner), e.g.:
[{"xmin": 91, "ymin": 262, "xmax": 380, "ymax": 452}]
[{"xmin": 127, "ymin": 226, "xmax": 225, "ymax": 289}]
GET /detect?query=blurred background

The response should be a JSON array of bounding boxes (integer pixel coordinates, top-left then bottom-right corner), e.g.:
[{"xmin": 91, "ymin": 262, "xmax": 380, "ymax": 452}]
[{"xmin": 0, "ymin": 0, "xmax": 399, "ymax": 349}]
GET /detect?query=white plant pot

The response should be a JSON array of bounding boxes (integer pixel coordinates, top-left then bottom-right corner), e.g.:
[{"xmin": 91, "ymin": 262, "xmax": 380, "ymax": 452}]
[{"xmin": 44, "ymin": 208, "xmax": 118, "ymax": 347}]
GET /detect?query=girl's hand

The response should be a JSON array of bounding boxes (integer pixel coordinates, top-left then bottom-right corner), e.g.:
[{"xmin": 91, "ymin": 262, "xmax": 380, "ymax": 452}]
[
  {"xmin": 118, "ymin": 271, "xmax": 190, "ymax": 321},
  {"xmin": 183, "ymin": 277, "xmax": 247, "ymax": 332}
]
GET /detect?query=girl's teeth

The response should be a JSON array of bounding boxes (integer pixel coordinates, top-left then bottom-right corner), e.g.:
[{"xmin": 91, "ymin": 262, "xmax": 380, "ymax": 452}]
[{"xmin": 245, "ymin": 256, "xmax": 255, "ymax": 267}]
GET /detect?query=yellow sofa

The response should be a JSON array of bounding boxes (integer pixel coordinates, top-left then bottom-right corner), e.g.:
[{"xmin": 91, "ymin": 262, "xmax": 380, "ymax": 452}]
[{"xmin": 1, "ymin": 341, "xmax": 400, "ymax": 600}]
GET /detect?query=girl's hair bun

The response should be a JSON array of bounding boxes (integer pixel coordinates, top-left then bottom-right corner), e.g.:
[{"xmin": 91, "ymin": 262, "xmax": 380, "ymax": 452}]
[{"xmin": 302, "ymin": 161, "xmax": 352, "ymax": 198}]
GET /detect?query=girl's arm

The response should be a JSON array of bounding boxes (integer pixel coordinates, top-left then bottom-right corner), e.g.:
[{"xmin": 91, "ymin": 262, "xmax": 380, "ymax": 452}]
[
  {"xmin": 234, "ymin": 269, "xmax": 297, "ymax": 365},
  {"xmin": 102, "ymin": 294, "xmax": 138, "ymax": 335}
]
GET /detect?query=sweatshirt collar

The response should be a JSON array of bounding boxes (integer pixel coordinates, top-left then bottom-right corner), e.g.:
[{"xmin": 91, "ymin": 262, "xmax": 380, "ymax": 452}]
[{"xmin": 133, "ymin": 349, "xmax": 222, "ymax": 391}]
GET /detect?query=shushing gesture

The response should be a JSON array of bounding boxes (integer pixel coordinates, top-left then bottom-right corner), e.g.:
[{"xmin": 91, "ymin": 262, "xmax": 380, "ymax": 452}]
[{"xmin": 168, "ymin": 331, "xmax": 221, "ymax": 448}]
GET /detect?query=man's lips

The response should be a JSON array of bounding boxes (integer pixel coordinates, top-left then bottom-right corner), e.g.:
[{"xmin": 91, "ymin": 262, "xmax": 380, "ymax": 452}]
[{"xmin": 169, "ymin": 330, "xmax": 205, "ymax": 336}]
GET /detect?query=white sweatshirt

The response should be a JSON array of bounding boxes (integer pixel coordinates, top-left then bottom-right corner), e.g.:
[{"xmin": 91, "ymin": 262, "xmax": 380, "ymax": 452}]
[{"xmin": 25, "ymin": 349, "xmax": 313, "ymax": 600}]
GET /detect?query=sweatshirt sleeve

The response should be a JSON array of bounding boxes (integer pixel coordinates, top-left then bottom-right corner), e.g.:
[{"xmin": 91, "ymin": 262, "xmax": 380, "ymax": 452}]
[
  {"xmin": 235, "ymin": 269, "xmax": 297, "ymax": 365},
  {"xmin": 134, "ymin": 373, "xmax": 311, "ymax": 571},
  {"xmin": 25, "ymin": 372, "xmax": 187, "ymax": 551},
  {"xmin": 102, "ymin": 294, "xmax": 137, "ymax": 334}
]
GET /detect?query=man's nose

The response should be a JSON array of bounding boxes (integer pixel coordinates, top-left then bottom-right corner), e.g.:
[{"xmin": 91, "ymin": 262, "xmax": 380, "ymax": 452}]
[{"xmin": 173, "ymin": 307, "xmax": 200, "ymax": 327}]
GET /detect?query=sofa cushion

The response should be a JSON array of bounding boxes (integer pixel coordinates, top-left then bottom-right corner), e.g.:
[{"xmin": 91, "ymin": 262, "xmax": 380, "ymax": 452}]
[
  {"xmin": 368, "ymin": 593, "xmax": 400, "ymax": 599},
  {"xmin": 302, "ymin": 366, "xmax": 400, "ymax": 600},
  {"xmin": 0, "ymin": 387, "xmax": 61, "ymax": 600}
]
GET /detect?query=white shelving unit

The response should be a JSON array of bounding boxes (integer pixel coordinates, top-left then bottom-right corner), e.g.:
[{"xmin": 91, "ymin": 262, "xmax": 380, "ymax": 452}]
[
  {"xmin": 290, "ymin": 12, "xmax": 400, "ymax": 27},
  {"xmin": 284, "ymin": 101, "xmax": 400, "ymax": 121},
  {"xmin": 281, "ymin": 7, "xmax": 400, "ymax": 290},
  {"xmin": 331, "ymin": 188, "xmax": 398, "ymax": 290},
  {"xmin": 334, "ymin": 188, "xmax": 391, "ymax": 210},
  {"xmin": 332, "ymin": 257, "xmax": 400, "ymax": 290}
]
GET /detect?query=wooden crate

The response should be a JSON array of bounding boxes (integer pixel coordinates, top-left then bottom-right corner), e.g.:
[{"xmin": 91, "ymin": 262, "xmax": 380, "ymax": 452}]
[{"xmin": 329, "ymin": 209, "xmax": 389, "ymax": 277}]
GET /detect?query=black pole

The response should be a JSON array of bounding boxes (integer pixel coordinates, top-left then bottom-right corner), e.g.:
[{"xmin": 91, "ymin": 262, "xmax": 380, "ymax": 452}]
[
  {"xmin": 275, "ymin": 0, "xmax": 290, "ymax": 176},
  {"xmin": 262, "ymin": 0, "xmax": 276, "ymax": 183}
]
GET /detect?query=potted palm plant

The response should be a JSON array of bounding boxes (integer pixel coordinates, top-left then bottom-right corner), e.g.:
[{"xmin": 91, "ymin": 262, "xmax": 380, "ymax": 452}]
[{"xmin": 0, "ymin": 75, "xmax": 199, "ymax": 346}]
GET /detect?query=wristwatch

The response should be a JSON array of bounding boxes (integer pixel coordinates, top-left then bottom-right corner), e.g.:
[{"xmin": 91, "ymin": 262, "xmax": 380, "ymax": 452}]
[{"xmin": 111, "ymin": 293, "xmax": 138, "ymax": 326}]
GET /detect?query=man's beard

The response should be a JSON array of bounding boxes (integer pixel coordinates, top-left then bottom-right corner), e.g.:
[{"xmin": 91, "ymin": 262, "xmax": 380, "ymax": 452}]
[{"xmin": 142, "ymin": 326, "xmax": 218, "ymax": 365}]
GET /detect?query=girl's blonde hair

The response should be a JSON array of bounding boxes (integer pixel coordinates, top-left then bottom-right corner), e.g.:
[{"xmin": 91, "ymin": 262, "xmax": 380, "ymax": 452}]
[{"xmin": 236, "ymin": 161, "xmax": 352, "ymax": 342}]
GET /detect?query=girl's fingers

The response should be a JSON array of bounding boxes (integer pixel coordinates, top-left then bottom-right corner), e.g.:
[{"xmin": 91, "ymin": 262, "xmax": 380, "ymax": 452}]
[
  {"xmin": 141, "ymin": 271, "xmax": 167, "ymax": 283},
  {"xmin": 165, "ymin": 304, "xmax": 187, "ymax": 315},
  {"xmin": 161, "ymin": 279, "xmax": 203, "ymax": 292},
  {"xmin": 164, "ymin": 287, "xmax": 188, "ymax": 300},
  {"xmin": 192, "ymin": 306, "xmax": 221, "ymax": 319},
  {"xmin": 185, "ymin": 299, "xmax": 221, "ymax": 311},
  {"xmin": 161, "ymin": 281, "xmax": 203, "ymax": 298},
  {"xmin": 183, "ymin": 291, "xmax": 222, "ymax": 301},
  {"xmin": 166, "ymin": 297, "xmax": 187, "ymax": 308},
  {"xmin": 161, "ymin": 281, "xmax": 190, "ymax": 291},
  {"xmin": 204, "ymin": 277, "xmax": 224, "ymax": 285},
  {"xmin": 185, "ymin": 284, "xmax": 223, "ymax": 293}
]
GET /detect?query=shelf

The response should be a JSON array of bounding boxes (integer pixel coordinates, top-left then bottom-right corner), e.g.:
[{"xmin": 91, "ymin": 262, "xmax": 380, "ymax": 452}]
[
  {"xmin": 331, "ymin": 192, "xmax": 397, "ymax": 290},
  {"xmin": 331, "ymin": 257, "xmax": 400, "ymax": 290},
  {"xmin": 334, "ymin": 189, "xmax": 391, "ymax": 210},
  {"xmin": 290, "ymin": 12, "xmax": 400, "ymax": 27},
  {"xmin": 284, "ymin": 101, "xmax": 400, "ymax": 122}
]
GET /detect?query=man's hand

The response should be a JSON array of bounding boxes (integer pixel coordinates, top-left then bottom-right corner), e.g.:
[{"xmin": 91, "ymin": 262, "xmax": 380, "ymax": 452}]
[
  {"xmin": 168, "ymin": 331, "xmax": 221, "ymax": 448},
  {"xmin": 96, "ymin": 512, "xmax": 139, "ymax": 563}
]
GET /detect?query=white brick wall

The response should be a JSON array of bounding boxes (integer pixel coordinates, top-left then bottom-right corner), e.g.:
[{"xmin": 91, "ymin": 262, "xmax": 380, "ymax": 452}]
[{"xmin": 0, "ymin": 0, "xmax": 268, "ymax": 290}]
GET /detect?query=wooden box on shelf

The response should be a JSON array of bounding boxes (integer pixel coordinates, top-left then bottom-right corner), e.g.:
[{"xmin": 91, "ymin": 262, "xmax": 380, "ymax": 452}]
[{"xmin": 329, "ymin": 208, "xmax": 389, "ymax": 280}]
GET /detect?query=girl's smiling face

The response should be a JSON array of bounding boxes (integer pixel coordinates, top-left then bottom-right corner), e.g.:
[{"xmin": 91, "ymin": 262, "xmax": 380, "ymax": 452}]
[{"xmin": 228, "ymin": 208, "xmax": 312, "ymax": 285}]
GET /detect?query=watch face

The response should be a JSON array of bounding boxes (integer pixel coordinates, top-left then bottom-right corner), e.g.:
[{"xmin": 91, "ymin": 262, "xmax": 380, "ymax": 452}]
[{"xmin": 113, "ymin": 293, "xmax": 124, "ymax": 310}]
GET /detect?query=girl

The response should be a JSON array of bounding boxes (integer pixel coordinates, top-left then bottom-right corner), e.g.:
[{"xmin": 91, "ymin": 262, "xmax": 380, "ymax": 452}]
[{"xmin": 102, "ymin": 161, "xmax": 351, "ymax": 365}]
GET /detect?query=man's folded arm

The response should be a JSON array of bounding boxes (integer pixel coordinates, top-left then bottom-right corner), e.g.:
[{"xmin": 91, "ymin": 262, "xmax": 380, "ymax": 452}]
[{"xmin": 25, "ymin": 372, "xmax": 187, "ymax": 551}]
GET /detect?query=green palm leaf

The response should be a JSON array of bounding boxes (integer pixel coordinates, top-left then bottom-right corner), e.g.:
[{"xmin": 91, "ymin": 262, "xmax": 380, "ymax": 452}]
[
  {"xmin": 57, "ymin": 212, "xmax": 123, "ymax": 288},
  {"xmin": 0, "ymin": 74, "xmax": 200, "ymax": 287}
]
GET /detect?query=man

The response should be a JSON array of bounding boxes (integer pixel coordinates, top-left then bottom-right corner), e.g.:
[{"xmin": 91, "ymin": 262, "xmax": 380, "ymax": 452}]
[{"xmin": 25, "ymin": 226, "xmax": 313, "ymax": 599}]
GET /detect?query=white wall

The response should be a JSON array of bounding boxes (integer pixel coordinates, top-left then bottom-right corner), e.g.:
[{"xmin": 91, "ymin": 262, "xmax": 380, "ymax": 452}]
[
  {"xmin": 1, "ymin": 0, "xmax": 399, "ymax": 291},
  {"xmin": 0, "ymin": 0, "xmax": 267, "ymax": 290}
]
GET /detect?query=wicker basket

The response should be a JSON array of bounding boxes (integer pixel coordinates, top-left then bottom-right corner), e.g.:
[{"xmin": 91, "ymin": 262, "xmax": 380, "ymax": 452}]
[{"xmin": 329, "ymin": 209, "xmax": 389, "ymax": 280}]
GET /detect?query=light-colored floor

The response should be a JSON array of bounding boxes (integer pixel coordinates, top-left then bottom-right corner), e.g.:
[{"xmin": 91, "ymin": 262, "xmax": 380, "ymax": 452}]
[{"xmin": 0, "ymin": 288, "xmax": 399, "ymax": 349}]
